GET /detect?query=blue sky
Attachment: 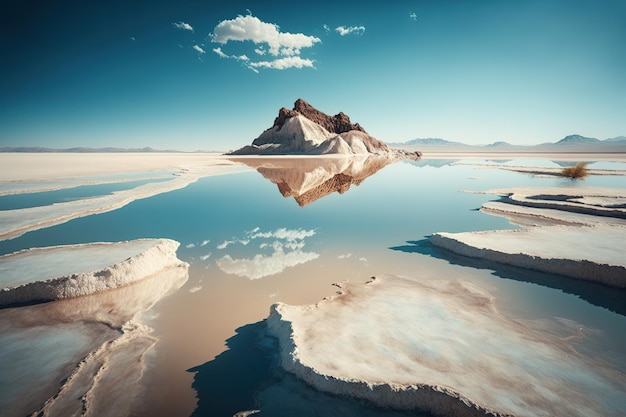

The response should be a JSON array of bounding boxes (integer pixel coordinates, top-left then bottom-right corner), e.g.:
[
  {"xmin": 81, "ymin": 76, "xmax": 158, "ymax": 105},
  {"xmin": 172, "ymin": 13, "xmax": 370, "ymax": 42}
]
[{"xmin": 1, "ymin": 0, "xmax": 624, "ymax": 151}]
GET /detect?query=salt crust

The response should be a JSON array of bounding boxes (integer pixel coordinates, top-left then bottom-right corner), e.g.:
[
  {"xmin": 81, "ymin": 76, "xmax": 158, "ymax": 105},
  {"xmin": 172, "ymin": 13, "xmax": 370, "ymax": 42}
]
[
  {"xmin": 266, "ymin": 275, "xmax": 626, "ymax": 417},
  {"xmin": 0, "ymin": 153, "xmax": 244, "ymax": 241},
  {"xmin": 431, "ymin": 186, "xmax": 626, "ymax": 287},
  {"xmin": 26, "ymin": 263, "xmax": 189, "ymax": 417},
  {"xmin": 431, "ymin": 226, "xmax": 626, "ymax": 287},
  {"xmin": 0, "ymin": 238, "xmax": 186, "ymax": 306}
]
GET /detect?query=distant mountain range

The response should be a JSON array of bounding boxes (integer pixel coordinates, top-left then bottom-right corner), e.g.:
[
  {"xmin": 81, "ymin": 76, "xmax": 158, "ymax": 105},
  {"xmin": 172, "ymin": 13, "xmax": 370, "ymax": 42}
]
[
  {"xmin": 390, "ymin": 134, "xmax": 626, "ymax": 150},
  {"xmin": 3, "ymin": 134, "xmax": 625, "ymax": 154}
]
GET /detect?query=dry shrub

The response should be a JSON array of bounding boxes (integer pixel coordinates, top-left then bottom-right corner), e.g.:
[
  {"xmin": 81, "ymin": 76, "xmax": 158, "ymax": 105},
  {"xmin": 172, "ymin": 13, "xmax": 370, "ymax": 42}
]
[{"xmin": 562, "ymin": 162, "xmax": 589, "ymax": 179}]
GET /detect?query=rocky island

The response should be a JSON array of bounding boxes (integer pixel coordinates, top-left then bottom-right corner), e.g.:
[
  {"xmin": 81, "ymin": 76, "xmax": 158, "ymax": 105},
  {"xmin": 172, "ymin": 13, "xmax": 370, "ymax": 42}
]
[{"xmin": 228, "ymin": 99, "xmax": 421, "ymax": 157}]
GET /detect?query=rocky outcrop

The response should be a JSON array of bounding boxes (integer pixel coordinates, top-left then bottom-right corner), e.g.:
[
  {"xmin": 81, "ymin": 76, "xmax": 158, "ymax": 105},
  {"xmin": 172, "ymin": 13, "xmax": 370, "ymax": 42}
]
[
  {"xmin": 228, "ymin": 99, "xmax": 421, "ymax": 157},
  {"xmin": 273, "ymin": 98, "xmax": 366, "ymax": 134}
]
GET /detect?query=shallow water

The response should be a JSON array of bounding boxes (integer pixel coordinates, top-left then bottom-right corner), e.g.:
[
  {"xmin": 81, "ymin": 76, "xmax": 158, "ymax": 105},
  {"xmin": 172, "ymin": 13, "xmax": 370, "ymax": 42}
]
[
  {"xmin": 0, "ymin": 177, "xmax": 172, "ymax": 211},
  {"xmin": 1, "ymin": 157, "xmax": 625, "ymax": 416}
]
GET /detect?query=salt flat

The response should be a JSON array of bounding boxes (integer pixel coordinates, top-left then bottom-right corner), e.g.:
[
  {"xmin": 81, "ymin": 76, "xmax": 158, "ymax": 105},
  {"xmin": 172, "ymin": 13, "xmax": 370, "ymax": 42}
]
[
  {"xmin": 430, "ymin": 184, "xmax": 626, "ymax": 287},
  {"xmin": 0, "ymin": 153, "xmax": 246, "ymax": 240},
  {"xmin": 0, "ymin": 250, "xmax": 189, "ymax": 417},
  {"xmin": 268, "ymin": 275, "xmax": 626, "ymax": 417},
  {"xmin": 0, "ymin": 239, "xmax": 186, "ymax": 306}
]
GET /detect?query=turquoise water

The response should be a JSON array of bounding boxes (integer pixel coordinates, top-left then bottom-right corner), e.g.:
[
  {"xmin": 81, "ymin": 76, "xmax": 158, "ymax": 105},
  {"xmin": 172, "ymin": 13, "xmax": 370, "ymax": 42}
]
[
  {"xmin": 0, "ymin": 162, "xmax": 539, "ymax": 255},
  {"xmin": 1, "ymin": 158, "xmax": 625, "ymax": 417}
]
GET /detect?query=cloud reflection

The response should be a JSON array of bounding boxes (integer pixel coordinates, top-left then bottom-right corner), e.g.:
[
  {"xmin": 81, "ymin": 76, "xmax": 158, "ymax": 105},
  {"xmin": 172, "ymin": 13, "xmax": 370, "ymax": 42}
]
[{"xmin": 216, "ymin": 227, "xmax": 318, "ymax": 279}]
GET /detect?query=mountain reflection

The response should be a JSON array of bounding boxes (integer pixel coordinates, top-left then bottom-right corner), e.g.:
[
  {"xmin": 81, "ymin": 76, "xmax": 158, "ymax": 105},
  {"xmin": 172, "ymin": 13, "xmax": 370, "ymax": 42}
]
[{"xmin": 230, "ymin": 155, "xmax": 414, "ymax": 207}]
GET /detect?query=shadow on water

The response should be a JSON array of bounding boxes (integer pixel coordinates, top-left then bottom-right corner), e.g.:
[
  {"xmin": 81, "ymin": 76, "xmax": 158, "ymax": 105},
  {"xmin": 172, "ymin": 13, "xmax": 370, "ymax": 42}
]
[
  {"xmin": 390, "ymin": 239, "xmax": 626, "ymax": 317},
  {"xmin": 188, "ymin": 321, "xmax": 430, "ymax": 417}
]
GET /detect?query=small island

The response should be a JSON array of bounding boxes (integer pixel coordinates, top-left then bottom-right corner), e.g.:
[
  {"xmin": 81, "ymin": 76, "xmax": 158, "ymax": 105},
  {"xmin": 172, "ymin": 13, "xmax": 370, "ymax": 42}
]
[{"xmin": 228, "ymin": 98, "xmax": 421, "ymax": 158}]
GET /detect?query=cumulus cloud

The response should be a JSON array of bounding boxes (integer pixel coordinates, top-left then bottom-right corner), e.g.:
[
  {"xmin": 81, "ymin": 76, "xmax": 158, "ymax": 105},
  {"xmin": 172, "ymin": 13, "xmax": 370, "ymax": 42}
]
[
  {"xmin": 185, "ymin": 243, "xmax": 195, "ymax": 248},
  {"xmin": 189, "ymin": 286, "xmax": 202, "ymax": 293},
  {"xmin": 211, "ymin": 14, "xmax": 320, "ymax": 55},
  {"xmin": 335, "ymin": 25, "xmax": 366, "ymax": 36},
  {"xmin": 200, "ymin": 253, "xmax": 212, "ymax": 261},
  {"xmin": 409, "ymin": 12, "xmax": 417, "ymax": 21},
  {"xmin": 210, "ymin": 14, "xmax": 320, "ymax": 72},
  {"xmin": 173, "ymin": 21, "xmax": 194, "ymax": 32},
  {"xmin": 193, "ymin": 45, "xmax": 206, "ymax": 54},
  {"xmin": 201, "ymin": 240, "xmax": 210, "ymax": 247},
  {"xmin": 248, "ymin": 56, "xmax": 315, "ymax": 71},
  {"xmin": 323, "ymin": 24, "xmax": 331, "ymax": 33}
]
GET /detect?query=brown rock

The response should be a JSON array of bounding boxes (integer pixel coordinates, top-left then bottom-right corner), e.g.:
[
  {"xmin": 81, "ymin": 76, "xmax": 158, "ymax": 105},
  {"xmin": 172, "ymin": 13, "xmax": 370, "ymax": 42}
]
[{"xmin": 272, "ymin": 98, "xmax": 366, "ymax": 134}]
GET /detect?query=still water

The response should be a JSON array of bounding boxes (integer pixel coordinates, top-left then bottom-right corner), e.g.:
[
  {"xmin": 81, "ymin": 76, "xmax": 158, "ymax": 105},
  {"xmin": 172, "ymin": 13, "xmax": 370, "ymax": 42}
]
[{"xmin": 0, "ymin": 157, "xmax": 625, "ymax": 416}]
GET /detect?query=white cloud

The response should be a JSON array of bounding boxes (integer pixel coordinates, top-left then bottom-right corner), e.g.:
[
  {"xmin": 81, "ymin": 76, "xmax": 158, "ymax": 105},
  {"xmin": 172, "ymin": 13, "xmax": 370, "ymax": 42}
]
[
  {"xmin": 252, "ymin": 52, "xmax": 304, "ymax": 70},
  {"xmin": 185, "ymin": 243, "xmax": 195, "ymax": 248},
  {"xmin": 200, "ymin": 253, "xmax": 212, "ymax": 261},
  {"xmin": 323, "ymin": 24, "xmax": 331, "ymax": 33},
  {"xmin": 193, "ymin": 45, "xmax": 206, "ymax": 54},
  {"xmin": 213, "ymin": 47, "xmax": 229, "ymax": 58},
  {"xmin": 189, "ymin": 286, "xmax": 202, "ymax": 293},
  {"xmin": 335, "ymin": 25, "xmax": 366, "ymax": 36},
  {"xmin": 338, "ymin": 253, "xmax": 352, "ymax": 259},
  {"xmin": 210, "ymin": 14, "xmax": 320, "ymax": 72},
  {"xmin": 173, "ymin": 21, "xmax": 194, "ymax": 32},
  {"xmin": 211, "ymin": 14, "xmax": 320, "ymax": 56},
  {"xmin": 201, "ymin": 239, "xmax": 210, "ymax": 247},
  {"xmin": 409, "ymin": 12, "xmax": 417, "ymax": 21},
  {"xmin": 212, "ymin": 47, "xmax": 249, "ymax": 62}
]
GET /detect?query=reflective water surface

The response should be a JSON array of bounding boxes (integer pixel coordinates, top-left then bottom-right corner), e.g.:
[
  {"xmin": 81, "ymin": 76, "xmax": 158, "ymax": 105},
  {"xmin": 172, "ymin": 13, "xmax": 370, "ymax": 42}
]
[{"xmin": 0, "ymin": 156, "xmax": 625, "ymax": 416}]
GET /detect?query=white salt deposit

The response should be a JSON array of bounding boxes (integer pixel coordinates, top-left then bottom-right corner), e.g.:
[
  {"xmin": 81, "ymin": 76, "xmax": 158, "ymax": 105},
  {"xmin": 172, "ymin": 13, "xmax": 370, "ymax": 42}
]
[
  {"xmin": 0, "ymin": 153, "xmax": 245, "ymax": 241},
  {"xmin": 431, "ymin": 225, "xmax": 626, "ymax": 287},
  {"xmin": 0, "ymin": 259, "xmax": 189, "ymax": 417},
  {"xmin": 0, "ymin": 238, "xmax": 186, "ymax": 306},
  {"xmin": 267, "ymin": 275, "xmax": 626, "ymax": 417},
  {"xmin": 431, "ymin": 186, "xmax": 626, "ymax": 287}
]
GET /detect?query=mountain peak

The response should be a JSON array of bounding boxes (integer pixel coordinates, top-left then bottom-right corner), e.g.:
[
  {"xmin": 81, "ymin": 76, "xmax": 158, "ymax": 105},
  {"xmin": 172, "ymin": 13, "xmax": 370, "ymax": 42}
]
[
  {"xmin": 273, "ymin": 98, "xmax": 366, "ymax": 134},
  {"xmin": 556, "ymin": 134, "xmax": 600, "ymax": 144},
  {"xmin": 227, "ymin": 99, "xmax": 421, "ymax": 158}
]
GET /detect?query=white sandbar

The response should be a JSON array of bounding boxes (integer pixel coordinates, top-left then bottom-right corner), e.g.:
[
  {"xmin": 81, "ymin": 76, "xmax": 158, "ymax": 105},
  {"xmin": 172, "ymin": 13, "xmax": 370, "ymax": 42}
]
[
  {"xmin": 0, "ymin": 153, "xmax": 245, "ymax": 241},
  {"xmin": 0, "ymin": 238, "xmax": 187, "ymax": 305},
  {"xmin": 431, "ymin": 186, "xmax": 626, "ymax": 287},
  {"xmin": 267, "ymin": 275, "xmax": 626, "ymax": 417}
]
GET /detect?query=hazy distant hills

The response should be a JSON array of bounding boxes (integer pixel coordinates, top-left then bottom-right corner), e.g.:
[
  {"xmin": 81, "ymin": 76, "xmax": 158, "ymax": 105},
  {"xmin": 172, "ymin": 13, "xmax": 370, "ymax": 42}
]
[
  {"xmin": 4, "ymin": 133, "xmax": 625, "ymax": 154},
  {"xmin": 391, "ymin": 134, "xmax": 626, "ymax": 151}
]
